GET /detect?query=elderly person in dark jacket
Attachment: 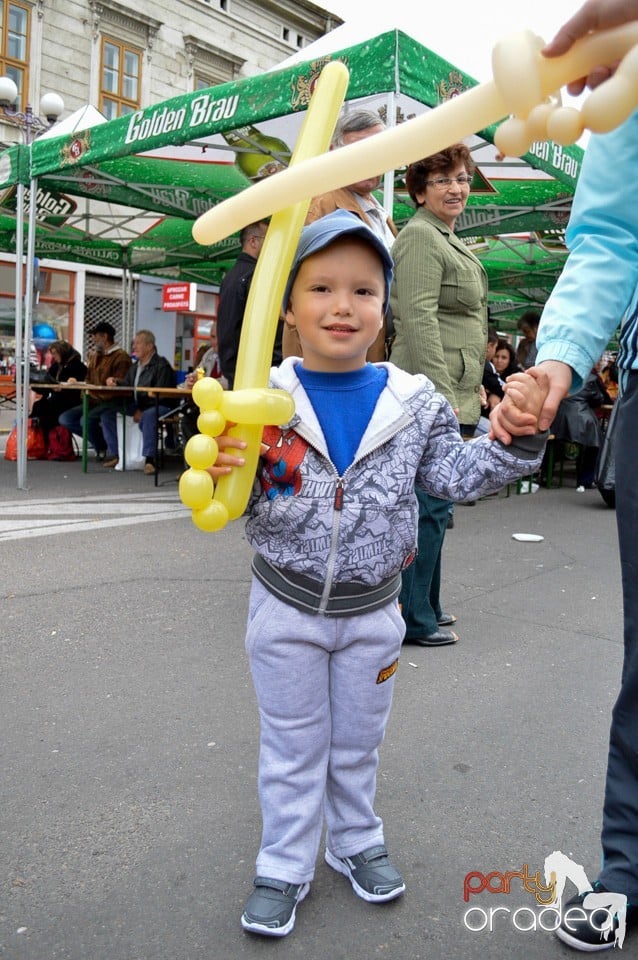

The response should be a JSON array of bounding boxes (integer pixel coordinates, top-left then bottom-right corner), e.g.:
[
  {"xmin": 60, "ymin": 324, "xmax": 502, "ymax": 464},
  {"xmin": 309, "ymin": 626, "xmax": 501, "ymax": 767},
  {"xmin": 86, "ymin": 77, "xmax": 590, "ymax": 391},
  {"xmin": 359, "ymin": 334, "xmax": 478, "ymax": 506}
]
[{"xmin": 101, "ymin": 329, "xmax": 176, "ymax": 475}]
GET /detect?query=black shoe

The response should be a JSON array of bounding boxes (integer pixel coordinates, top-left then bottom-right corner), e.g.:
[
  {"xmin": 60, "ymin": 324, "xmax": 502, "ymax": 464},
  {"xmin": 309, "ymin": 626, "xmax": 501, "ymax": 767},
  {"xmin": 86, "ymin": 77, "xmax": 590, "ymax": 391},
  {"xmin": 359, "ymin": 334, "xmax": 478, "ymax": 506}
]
[
  {"xmin": 325, "ymin": 845, "xmax": 405, "ymax": 903},
  {"xmin": 437, "ymin": 612, "xmax": 457, "ymax": 626},
  {"xmin": 555, "ymin": 881, "xmax": 637, "ymax": 952},
  {"xmin": 241, "ymin": 877, "xmax": 310, "ymax": 937},
  {"xmin": 446, "ymin": 515, "xmax": 454, "ymax": 529},
  {"xmin": 405, "ymin": 630, "xmax": 458, "ymax": 647}
]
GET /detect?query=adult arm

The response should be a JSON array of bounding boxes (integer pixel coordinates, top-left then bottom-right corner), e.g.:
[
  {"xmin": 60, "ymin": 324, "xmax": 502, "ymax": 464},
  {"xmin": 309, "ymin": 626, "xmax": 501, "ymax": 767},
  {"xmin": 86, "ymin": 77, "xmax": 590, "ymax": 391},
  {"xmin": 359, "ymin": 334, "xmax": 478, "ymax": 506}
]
[
  {"xmin": 493, "ymin": 111, "xmax": 638, "ymax": 441},
  {"xmin": 536, "ymin": 111, "xmax": 638, "ymax": 386}
]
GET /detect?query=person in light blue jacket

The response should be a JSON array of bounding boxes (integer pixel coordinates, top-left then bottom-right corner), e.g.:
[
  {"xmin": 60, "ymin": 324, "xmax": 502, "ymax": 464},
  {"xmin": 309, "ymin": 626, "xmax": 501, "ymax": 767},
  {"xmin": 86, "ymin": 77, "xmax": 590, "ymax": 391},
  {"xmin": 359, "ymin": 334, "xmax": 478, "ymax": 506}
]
[
  {"xmin": 536, "ymin": 111, "xmax": 638, "ymax": 952},
  {"xmin": 491, "ymin": 4, "xmax": 638, "ymax": 946}
]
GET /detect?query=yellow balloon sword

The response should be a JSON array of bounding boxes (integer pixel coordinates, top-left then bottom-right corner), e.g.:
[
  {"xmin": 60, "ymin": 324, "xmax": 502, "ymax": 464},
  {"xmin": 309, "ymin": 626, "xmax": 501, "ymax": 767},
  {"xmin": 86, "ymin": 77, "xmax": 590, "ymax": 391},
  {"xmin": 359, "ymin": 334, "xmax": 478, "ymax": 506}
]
[{"xmin": 179, "ymin": 60, "xmax": 349, "ymax": 531}]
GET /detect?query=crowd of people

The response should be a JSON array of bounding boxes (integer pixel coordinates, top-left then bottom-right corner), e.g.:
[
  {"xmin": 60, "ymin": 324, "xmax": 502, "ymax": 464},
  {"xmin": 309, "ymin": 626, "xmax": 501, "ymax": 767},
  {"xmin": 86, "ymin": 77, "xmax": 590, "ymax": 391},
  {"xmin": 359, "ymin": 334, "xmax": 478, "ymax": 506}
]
[{"xmin": 24, "ymin": 322, "xmax": 179, "ymax": 475}]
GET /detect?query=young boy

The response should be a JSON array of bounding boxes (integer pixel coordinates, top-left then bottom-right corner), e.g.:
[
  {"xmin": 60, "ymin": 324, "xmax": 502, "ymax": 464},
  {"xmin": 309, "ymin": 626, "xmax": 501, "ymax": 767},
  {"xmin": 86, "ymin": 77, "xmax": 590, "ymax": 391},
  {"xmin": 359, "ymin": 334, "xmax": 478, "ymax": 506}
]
[{"xmin": 214, "ymin": 209, "xmax": 548, "ymax": 938}]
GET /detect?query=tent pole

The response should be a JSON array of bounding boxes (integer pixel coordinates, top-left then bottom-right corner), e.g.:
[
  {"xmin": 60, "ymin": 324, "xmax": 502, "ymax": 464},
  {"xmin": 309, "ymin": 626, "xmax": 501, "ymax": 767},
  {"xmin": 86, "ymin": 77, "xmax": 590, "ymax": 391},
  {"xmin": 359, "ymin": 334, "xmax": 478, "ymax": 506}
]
[
  {"xmin": 122, "ymin": 265, "xmax": 133, "ymax": 349},
  {"xmin": 121, "ymin": 267, "xmax": 127, "ymax": 348},
  {"xmin": 21, "ymin": 175, "xmax": 38, "ymax": 484},
  {"xmin": 14, "ymin": 180, "xmax": 26, "ymax": 489},
  {"xmin": 383, "ymin": 91, "xmax": 396, "ymax": 218}
]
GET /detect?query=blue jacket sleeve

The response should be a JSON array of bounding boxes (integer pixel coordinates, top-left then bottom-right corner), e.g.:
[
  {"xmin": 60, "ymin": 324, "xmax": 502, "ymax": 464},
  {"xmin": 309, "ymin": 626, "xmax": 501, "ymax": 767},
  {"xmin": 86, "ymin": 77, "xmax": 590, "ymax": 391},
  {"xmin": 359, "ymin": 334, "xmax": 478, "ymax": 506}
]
[{"xmin": 536, "ymin": 110, "xmax": 638, "ymax": 390}]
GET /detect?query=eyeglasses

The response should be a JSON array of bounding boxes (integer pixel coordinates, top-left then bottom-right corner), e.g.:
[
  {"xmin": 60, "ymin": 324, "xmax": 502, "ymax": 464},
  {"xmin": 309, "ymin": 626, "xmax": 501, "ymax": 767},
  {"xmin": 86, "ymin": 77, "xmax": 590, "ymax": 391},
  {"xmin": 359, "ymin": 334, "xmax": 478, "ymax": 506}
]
[{"xmin": 425, "ymin": 175, "xmax": 473, "ymax": 189}]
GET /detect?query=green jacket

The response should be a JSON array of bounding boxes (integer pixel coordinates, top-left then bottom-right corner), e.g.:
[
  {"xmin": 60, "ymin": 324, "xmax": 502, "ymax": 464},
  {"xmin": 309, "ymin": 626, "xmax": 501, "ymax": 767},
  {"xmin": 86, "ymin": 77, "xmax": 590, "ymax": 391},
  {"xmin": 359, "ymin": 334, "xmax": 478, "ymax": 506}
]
[{"xmin": 389, "ymin": 206, "xmax": 488, "ymax": 426}]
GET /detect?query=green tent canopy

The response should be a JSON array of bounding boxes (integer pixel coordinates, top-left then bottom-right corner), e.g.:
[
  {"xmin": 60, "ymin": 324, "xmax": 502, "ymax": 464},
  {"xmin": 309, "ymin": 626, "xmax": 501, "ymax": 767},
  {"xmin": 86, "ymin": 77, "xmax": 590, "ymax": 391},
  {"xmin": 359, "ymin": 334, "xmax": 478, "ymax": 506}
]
[{"xmin": 0, "ymin": 28, "xmax": 580, "ymax": 317}]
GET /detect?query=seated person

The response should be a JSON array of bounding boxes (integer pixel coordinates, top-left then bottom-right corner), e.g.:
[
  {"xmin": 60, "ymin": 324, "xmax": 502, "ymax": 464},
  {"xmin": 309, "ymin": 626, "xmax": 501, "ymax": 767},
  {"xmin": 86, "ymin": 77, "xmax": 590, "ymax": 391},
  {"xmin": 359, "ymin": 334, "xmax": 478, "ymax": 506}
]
[
  {"xmin": 514, "ymin": 311, "xmax": 540, "ymax": 370},
  {"xmin": 542, "ymin": 369, "xmax": 611, "ymax": 489},
  {"xmin": 30, "ymin": 340, "xmax": 86, "ymax": 446},
  {"xmin": 100, "ymin": 329, "xmax": 176, "ymax": 475},
  {"xmin": 58, "ymin": 321, "xmax": 131, "ymax": 460},
  {"xmin": 481, "ymin": 326, "xmax": 504, "ymax": 410},
  {"xmin": 599, "ymin": 356, "xmax": 619, "ymax": 401},
  {"xmin": 493, "ymin": 340, "xmax": 518, "ymax": 380}
]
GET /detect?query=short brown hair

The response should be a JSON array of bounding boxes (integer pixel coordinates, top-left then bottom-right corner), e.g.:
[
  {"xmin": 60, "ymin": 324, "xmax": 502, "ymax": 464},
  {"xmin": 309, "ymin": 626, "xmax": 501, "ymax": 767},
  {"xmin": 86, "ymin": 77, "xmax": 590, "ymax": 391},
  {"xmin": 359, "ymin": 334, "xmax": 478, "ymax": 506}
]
[{"xmin": 405, "ymin": 143, "xmax": 474, "ymax": 206}]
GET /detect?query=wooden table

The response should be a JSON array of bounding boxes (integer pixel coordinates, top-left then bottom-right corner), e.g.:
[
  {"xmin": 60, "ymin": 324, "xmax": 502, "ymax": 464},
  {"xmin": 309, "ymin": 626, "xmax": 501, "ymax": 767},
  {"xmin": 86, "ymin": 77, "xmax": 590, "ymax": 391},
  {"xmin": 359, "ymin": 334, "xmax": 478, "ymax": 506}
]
[{"xmin": 33, "ymin": 382, "xmax": 191, "ymax": 477}]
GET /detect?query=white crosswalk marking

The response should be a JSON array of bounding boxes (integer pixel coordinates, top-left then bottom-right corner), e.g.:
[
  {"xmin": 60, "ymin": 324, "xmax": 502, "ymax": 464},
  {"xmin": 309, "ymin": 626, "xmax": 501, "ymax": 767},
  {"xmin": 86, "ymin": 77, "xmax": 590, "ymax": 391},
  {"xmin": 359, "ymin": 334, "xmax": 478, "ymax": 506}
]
[{"xmin": 0, "ymin": 492, "xmax": 189, "ymax": 541}]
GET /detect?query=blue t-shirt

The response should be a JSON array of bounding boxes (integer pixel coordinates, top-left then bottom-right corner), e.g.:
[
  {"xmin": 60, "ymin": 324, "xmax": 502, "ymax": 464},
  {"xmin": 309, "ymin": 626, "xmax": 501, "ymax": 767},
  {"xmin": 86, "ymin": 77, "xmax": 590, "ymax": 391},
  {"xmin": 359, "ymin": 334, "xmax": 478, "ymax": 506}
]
[{"xmin": 295, "ymin": 362, "xmax": 388, "ymax": 475}]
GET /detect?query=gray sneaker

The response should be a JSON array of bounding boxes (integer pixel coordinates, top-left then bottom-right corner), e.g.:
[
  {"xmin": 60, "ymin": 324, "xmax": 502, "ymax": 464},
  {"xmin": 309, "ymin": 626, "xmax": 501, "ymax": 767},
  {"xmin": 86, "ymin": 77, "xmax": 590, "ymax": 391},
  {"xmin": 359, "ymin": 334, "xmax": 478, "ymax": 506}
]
[
  {"xmin": 241, "ymin": 877, "xmax": 310, "ymax": 937},
  {"xmin": 325, "ymin": 844, "xmax": 405, "ymax": 902}
]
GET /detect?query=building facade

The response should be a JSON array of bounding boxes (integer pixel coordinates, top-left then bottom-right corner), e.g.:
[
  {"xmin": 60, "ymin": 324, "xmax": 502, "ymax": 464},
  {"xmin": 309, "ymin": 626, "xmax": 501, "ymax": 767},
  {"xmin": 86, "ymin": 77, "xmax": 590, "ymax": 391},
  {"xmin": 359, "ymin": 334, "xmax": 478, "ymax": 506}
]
[{"xmin": 0, "ymin": 0, "xmax": 342, "ymax": 373}]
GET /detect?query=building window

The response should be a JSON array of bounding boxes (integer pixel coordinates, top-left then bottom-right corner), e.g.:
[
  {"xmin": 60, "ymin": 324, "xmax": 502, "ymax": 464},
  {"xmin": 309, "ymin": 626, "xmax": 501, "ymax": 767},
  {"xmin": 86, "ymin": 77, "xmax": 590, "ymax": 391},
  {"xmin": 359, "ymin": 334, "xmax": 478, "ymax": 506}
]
[
  {"xmin": 184, "ymin": 35, "xmax": 244, "ymax": 89},
  {"xmin": 0, "ymin": 1, "xmax": 29, "ymax": 110},
  {"xmin": 100, "ymin": 37, "xmax": 142, "ymax": 119},
  {"xmin": 0, "ymin": 262, "xmax": 76, "ymax": 353}
]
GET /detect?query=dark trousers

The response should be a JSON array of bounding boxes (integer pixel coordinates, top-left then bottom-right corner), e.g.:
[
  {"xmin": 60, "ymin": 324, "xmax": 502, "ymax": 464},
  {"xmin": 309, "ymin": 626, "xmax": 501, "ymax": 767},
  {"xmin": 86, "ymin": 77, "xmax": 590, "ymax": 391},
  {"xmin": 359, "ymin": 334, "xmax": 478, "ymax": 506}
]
[
  {"xmin": 399, "ymin": 489, "xmax": 449, "ymax": 639},
  {"xmin": 599, "ymin": 372, "xmax": 638, "ymax": 899},
  {"xmin": 59, "ymin": 401, "xmax": 116, "ymax": 454}
]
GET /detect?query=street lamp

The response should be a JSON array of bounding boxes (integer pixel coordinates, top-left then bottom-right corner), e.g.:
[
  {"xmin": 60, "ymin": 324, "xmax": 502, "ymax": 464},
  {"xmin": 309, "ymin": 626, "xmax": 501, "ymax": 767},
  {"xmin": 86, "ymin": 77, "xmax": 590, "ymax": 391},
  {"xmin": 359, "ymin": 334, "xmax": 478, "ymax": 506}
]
[
  {"xmin": 0, "ymin": 77, "xmax": 64, "ymax": 142},
  {"xmin": 0, "ymin": 76, "xmax": 64, "ymax": 488}
]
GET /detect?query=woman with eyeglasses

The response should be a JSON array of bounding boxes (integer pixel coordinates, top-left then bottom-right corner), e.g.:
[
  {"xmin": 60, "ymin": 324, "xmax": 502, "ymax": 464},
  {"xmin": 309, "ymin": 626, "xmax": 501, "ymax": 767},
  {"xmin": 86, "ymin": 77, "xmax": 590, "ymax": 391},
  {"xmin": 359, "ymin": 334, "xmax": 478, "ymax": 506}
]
[{"xmin": 389, "ymin": 143, "xmax": 488, "ymax": 648}]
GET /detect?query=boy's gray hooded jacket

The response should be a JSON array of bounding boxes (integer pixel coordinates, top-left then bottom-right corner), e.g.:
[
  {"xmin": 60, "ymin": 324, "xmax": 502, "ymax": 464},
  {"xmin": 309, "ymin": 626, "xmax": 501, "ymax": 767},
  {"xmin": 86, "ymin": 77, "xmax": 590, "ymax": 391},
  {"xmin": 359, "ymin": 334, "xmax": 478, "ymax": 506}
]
[{"xmin": 247, "ymin": 358, "xmax": 545, "ymax": 597}]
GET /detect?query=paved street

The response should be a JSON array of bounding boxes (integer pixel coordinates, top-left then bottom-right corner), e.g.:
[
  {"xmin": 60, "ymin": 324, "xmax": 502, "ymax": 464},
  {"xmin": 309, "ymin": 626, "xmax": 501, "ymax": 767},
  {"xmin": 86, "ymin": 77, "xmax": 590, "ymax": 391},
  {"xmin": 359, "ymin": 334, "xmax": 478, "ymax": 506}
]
[{"xmin": 1, "ymin": 420, "xmax": 633, "ymax": 960}]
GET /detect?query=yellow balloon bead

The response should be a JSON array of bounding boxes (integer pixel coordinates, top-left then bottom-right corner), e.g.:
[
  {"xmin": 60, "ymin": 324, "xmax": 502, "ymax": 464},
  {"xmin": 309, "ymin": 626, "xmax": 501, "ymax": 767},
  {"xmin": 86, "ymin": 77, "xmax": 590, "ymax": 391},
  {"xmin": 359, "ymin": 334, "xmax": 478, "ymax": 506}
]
[
  {"xmin": 197, "ymin": 408, "xmax": 226, "ymax": 437},
  {"xmin": 184, "ymin": 433, "xmax": 219, "ymax": 470},
  {"xmin": 179, "ymin": 468, "xmax": 214, "ymax": 510},
  {"xmin": 192, "ymin": 500, "xmax": 230, "ymax": 532},
  {"xmin": 192, "ymin": 376, "xmax": 223, "ymax": 411}
]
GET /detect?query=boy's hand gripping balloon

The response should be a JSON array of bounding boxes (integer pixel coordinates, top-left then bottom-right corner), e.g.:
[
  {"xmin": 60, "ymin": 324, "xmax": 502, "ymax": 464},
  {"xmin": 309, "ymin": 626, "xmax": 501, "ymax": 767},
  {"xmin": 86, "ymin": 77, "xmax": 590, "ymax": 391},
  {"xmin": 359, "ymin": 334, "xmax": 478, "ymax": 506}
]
[
  {"xmin": 179, "ymin": 60, "xmax": 349, "ymax": 532},
  {"xmin": 183, "ymin": 25, "xmax": 638, "ymax": 532}
]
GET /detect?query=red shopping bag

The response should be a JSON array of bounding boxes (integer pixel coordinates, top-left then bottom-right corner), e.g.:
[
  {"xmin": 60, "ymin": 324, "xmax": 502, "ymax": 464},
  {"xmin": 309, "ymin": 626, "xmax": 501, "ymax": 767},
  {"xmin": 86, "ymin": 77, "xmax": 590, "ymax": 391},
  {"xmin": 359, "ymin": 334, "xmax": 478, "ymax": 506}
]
[{"xmin": 4, "ymin": 419, "xmax": 47, "ymax": 460}]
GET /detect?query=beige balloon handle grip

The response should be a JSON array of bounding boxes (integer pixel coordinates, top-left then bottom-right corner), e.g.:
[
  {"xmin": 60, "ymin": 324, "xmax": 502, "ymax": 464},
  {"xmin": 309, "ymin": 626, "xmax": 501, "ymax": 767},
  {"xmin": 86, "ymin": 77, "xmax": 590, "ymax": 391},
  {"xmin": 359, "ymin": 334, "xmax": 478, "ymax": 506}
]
[{"xmin": 192, "ymin": 24, "xmax": 638, "ymax": 247}]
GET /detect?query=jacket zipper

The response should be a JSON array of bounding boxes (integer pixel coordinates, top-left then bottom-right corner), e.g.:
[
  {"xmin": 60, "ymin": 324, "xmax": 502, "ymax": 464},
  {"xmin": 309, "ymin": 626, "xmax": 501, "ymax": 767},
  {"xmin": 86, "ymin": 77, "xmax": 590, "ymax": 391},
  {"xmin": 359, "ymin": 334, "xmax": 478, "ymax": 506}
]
[{"xmin": 318, "ymin": 477, "xmax": 344, "ymax": 615}]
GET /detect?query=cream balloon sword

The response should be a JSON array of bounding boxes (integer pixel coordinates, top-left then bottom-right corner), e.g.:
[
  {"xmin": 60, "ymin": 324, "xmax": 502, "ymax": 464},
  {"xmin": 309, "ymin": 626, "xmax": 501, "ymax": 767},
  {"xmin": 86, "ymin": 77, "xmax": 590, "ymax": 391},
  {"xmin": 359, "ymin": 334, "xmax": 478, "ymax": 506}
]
[
  {"xmin": 192, "ymin": 25, "xmax": 638, "ymax": 247},
  {"xmin": 181, "ymin": 24, "xmax": 638, "ymax": 531}
]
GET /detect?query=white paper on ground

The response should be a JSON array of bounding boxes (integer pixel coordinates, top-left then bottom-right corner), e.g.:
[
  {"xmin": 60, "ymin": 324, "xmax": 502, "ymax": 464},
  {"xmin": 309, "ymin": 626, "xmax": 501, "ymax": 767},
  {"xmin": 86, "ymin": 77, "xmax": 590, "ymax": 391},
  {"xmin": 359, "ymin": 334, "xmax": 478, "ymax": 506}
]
[{"xmin": 512, "ymin": 533, "xmax": 544, "ymax": 542}]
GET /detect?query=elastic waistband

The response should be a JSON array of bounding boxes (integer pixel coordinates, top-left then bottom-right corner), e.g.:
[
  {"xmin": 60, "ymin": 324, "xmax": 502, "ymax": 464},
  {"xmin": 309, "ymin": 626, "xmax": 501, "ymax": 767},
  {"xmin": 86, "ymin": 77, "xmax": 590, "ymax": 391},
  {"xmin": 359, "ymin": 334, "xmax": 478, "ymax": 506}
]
[{"xmin": 251, "ymin": 554, "xmax": 401, "ymax": 618}]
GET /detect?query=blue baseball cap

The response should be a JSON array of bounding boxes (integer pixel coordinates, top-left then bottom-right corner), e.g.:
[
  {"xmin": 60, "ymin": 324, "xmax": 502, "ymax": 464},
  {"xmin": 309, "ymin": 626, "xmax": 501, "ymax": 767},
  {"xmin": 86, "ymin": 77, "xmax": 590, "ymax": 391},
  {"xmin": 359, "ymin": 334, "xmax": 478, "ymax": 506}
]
[{"xmin": 283, "ymin": 209, "xmax": 394, "ymax": 314}]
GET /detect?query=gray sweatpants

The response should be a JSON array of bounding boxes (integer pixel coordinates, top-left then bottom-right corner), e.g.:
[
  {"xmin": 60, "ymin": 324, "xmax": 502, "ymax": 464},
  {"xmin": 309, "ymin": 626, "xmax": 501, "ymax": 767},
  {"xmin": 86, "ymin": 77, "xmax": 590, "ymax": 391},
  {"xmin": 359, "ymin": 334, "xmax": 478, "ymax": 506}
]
[{"xmin": 245, "ymin": 577, "xmax": 406, "ymax": 885}]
